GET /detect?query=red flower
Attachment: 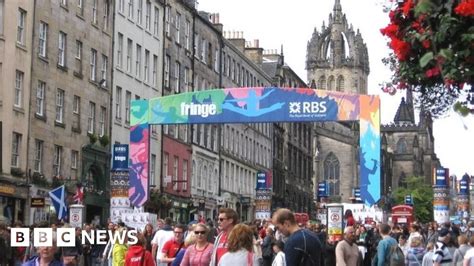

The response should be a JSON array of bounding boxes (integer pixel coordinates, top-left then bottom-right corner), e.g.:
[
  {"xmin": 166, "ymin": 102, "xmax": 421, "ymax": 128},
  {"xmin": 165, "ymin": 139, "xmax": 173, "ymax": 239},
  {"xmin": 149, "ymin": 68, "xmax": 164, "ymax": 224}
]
[
  {"xmin": 455, "ymin": 0, "xmax": 474, "ymax": 16},
  {"xmin": 390, "ymin": 38, "xmax": 411, "ymax": 61},
  {"xmin": 380, "ymin": 23, "xmax": 399, "ymax": 38},
  {"xmin": 425, "ymin": 66, "xmax": 441, "ymax": 78},
  {"xmin": 422, "ymin": 39, "xmax": 431, "ymax": 49},
  {"xmin": 402, "ymin": 0, "xmax": 414, "ymax": 16}
]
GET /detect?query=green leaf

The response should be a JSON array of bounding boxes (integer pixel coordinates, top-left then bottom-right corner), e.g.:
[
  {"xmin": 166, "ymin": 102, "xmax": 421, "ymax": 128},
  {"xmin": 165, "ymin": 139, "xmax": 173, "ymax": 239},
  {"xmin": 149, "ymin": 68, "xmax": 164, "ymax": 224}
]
[
  {"xmin": 415, "ymin": 0, "xmax": 435, "ymax": 16},
  {"xmin": 419, "ymin": 52, "xmax": 434, "ymax": 68}
]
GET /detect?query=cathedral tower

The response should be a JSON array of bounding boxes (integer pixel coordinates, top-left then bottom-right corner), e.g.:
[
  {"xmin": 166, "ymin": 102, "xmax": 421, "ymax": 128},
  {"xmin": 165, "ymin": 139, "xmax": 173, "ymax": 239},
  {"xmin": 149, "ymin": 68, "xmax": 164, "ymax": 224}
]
[{"xmin": 306, "ymin": 0, "xmax": 370, "ymax": 94}]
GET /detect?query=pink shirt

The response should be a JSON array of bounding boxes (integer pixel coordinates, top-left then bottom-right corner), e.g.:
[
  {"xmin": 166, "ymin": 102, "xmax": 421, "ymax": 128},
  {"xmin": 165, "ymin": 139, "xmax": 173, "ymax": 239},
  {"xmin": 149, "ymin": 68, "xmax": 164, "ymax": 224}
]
[{"xmin": 180, "ymin": 243, "xmax": 214, "ymax": 266}]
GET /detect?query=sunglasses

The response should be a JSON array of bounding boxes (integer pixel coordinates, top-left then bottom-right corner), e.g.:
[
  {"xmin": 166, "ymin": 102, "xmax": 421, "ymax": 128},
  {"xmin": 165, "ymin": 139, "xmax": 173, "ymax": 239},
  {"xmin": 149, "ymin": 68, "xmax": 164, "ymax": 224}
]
[
  {"xmin": 218, "ymin": 217, "xmax": 228, "ymax": 222},
  {"xmin": 194, "ymin": 231, "xmax": 206, "ymax": 235},
  {"xmin": 174, "ymin": 231, "xmax": 183, "ymax": 234}
]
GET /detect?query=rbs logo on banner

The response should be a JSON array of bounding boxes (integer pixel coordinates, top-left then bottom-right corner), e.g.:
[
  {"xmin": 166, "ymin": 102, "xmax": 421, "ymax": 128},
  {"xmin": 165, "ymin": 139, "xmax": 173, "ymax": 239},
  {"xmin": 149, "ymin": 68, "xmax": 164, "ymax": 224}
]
[{"xmin": 289, "ymin": 101, "xmax": 327, "ymax": 114}]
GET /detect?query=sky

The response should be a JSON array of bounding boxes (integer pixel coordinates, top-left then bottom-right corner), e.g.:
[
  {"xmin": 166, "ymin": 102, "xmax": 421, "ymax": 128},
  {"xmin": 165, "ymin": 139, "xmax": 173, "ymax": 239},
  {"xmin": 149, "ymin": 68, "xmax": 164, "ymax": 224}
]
[{"xmin": 198, "ymin": 0, "xmax": 474, "ymax": 177}]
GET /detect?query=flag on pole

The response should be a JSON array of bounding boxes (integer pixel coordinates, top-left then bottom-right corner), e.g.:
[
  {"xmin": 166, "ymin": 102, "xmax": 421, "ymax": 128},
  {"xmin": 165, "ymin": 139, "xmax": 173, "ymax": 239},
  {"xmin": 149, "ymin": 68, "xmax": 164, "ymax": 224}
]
[
  {"xmin": 73, "ymin": 183, "xmax": 84, "ymax": 204},
  {"xmin": 49, "ymin": 185, "xmax": 68, "ymax": 220}
]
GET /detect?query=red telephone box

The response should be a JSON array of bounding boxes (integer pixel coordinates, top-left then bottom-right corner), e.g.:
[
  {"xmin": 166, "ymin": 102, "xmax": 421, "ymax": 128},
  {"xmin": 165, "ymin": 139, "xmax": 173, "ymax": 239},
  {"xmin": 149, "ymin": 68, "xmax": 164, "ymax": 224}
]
[{"xmin": 391, "ymin": 205, "xmax": 414, "ymax": 226}]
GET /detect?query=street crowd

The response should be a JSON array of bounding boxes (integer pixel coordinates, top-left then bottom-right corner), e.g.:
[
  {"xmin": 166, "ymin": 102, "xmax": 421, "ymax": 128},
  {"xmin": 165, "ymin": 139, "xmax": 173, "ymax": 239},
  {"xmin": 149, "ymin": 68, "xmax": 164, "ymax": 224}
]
[{"xmin": 1, "ymin": 208, "xmax": 474, "ymax": 265}]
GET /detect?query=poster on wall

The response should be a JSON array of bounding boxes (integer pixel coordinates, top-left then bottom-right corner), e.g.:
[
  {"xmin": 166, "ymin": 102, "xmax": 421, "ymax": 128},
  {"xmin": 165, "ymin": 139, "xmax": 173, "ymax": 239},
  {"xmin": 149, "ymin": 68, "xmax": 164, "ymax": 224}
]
[{"xmin": 327, "ymin": 205, "xmax": 344, "ymax": 242}]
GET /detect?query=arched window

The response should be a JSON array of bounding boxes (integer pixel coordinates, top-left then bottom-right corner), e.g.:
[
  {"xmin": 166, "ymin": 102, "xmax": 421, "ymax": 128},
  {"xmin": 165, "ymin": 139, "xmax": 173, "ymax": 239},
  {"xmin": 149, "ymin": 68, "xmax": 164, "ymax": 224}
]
[
  {"xmin": 337, "ymin": 76, "xmax": 344, "ymax": 92},
  {"xmin": 324, "ymin": 152, "xmax": 340, "ymax": 196},
  {"xmin": 396, "ymin": 138, "xmax": 408, "ymax": 154},
  {"xmin": 202, "ymin": 165, "xmax": 207, "ymax": 190},
  {"xmin": 192, "ymin": 160, "xmax": 196, "ymax": 186},
  {"xmin": 318, "ymin": 76, "xmax": 326, "ymax": 90},
  {"xmin": 328, "ymin": 76, "xmax": 335, "ymax": 91}
]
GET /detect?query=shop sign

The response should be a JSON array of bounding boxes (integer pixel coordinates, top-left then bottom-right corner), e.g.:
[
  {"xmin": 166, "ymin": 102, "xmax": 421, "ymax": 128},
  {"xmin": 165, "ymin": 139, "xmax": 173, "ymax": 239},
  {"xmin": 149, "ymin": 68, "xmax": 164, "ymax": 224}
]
[
  {"xmin": 31, "ymin": 198, "xmax": 45, "ymax": 208},
  {"xmin": 0, "ymin": 185, "xmax": 15, "ymax": 195},
  {"xmin": 240, "ymin": 197, "xmax": 251, "ymax": 204},
  {"xmin": 181, "ymin": 203, "xmax": 188, "ymax": 208},
  {"xmin": 173, "ymin": 201, "xmax": 180, "ymax": 207}
]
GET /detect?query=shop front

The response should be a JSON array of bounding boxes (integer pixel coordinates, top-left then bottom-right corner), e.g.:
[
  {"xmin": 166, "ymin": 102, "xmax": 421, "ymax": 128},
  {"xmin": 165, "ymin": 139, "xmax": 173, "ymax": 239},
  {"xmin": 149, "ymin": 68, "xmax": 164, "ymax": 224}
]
[
  {"xmin": 0, "ymin": 183, "xmax": 28, "ymax": 225},
  {"xmin": 167, "ymin": 196, "xmax": 191, "ymax": 224},
  {"xmin": 29, "ymin": 185, "xmax": 53, "ymax": 225}
]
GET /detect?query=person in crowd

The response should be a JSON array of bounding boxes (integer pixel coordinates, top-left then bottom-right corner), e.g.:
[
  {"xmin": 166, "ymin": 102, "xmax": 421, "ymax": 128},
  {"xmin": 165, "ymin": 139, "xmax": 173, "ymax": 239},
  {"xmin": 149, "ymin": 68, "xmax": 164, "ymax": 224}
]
[
  {"xmin": 171, "ymin": 228, "xmax": 195, "ymax": 266},
  {"xmin": 335, "ymin": 226, "xmax": 360, "ymax": 266},
  {"xmin": 125, "ymin": 232, "xmax": 156, "ymax": 266},
  {"xmin": 344, "ymin": 210, "xmax": 355, "ymax": 227},
  {"xmin": 271, "ymin": 240, "xmax": 285, "ymax": 266},
  {"xmin": 405, "ymin": 236, "xmax": 426, "ymax": 265},
  {"xmin": 355, "ymin": 225, "xmax": 370, "ymax": 265},
  {"xmin": 408, "ymin": 224, "xmax": 425, "ymax": 247},
  {"xmin": 453, "ymin": 235, "xmax": 470, "ymax": 266},
  {"xmin": 180, "ymin": 223, "xmax": 214, "ymax": 266},
  {"xmin": 209, "ymin": 208, "xmax": 239, "ymax": 266},
  {"xmin": 399, "ymin": 234, "xmax": 410, "ymax": 256},
  {"xmin": 432, "ymin": 228, "xmax": 453, "ymax": 266},
  {"xmin": 151, "ymin": 217, "xmax": 174, "ymax": 266},
  {"xmin": 427, "ymin": 224, "xmax": 438, "ymax": 245},
  {"xmin": 262, "ymin": 226, "xmax": 276, "ymax": 266},
  {"xmin": 159, "ymin": 224, "xmax": 185, "ymax": 266},
  {"xmin": 112, "ymin": 227, "xmax": 128, "ymax": 266},
  {"xmin": 250, "ymin": 224, "xmax": 263, "ymax": 264},
  {"xmin": 272, "ymin": 208, "xmax": 321, "ymax": 266},
  {"xmin": 62, "ymin": 248, "xmax": 80, "ymax": 266},
  {"xmin": 144, "ymin": 223, "xmax": 155, "ymax": 253},
  {"xmin": 102, "ymin": 223, "xmax": 115, "ymax": 266},
  {"xmin": 207, "ymin": 220, "xmax": 218, "ymax": 244},
  {"xmin": 366, "ymin": 221, "xmax": 380, "ymax": 263},
  {"xmin": 23, "ymin": 239, "xmax": 62, "ymax": 266},
  {"xmin": 422, "ymin": 242, "xmax": 435, "ymax": 266},
  {"xmin": 462, "ymin": 235, "xmax": 474, "ymax": 266},
  {"xmin": 217, "ymin": 224, "xmax": 260, "ymax": 265},
  {"xmin": 374, "ymin": 223, "xmax": 398, "ymax": 266}
]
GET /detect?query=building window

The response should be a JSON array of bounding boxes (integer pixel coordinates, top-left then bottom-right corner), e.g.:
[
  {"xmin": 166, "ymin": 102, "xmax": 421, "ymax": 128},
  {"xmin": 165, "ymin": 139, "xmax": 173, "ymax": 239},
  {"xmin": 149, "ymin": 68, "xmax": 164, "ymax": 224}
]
[
  {"xmin": 125, "ymin": 91, "xmax": 131, "ymax": 124},
  {"xmin": 337, "ymin": 75, "xmax": 345, "ymax": 92},
  {"xmin": 87, "ymin": 101, "xmax": 95, "ymax": 134},
  {"xmin": 128, "ymin": 0, "xmax": 133, "ymax": 19},
  {"xmin": 194, "ymin": 33, "xmax": 199, "ymax": 58},
  {"xmin": 328, "ymin": 75, "xmax": 335, "ymax": 91},
  {"xmin": 11, "ymin": 132, "xmax": 21, "ymax": 167},
  {"xmin": 75, "ymin": 40, "xmax": 82, "ymax": 74},
  {"xmin": 173, "ymin": 156, "xmax": 178, "ymax": 191},
  {"xmin": 0, "ymin": 0, "xmax": 4, "ymax": 35},
  {"xmin": 152, "ymin": 55, "xmax": 158, "ymax": 87},
  {"xmin": 53, "ymin": 145, "xmax": 62, "ymax": 176},
  {"xmin": 184, "ymin": 67, "xmax": 189, "ymax": 93},
  {"xmin": 77, "ymin": 0, "xmax": 83, "ymax": 15},
  {"xmin": 135, "ymin": 44, "xmax": 141, "ymax": 78},
  {"xmin": 153, "ymin": 7, "xmax": 159, "ymax": 36},
  {"xmin": 103, "ymin": 0, "xmax": 110, "ymax": 30},
  {"xmin": 318, "ymin": 76, "xmax": 326, "ymax": 90},
  {"xmin": 396, "ymin": 138, "xmax": 408, "ymax": 154},
  {"xmin": 73, "ymin": 95, "xmax": 80, "ymax": 129},
  {"xmin": 324, "ymin": 153, "xmax": 340, "ymax": 196},
  {"xmin": 71, "ymin": 150, "xmax": 78, "ymax": 169},
  {"xmin": 137, "ymin": 0, "xmax": 142, "ymax": 24},
  {"xmin": 150, "ymin": 154, "xmax": 156, "ymax": 186},
  {"xmin": 145, "ymin": 1, "xmax": 151, "ymax": 30},
  {"xmin": 175, "ymin": 61, "xmax": 180, "ymax": 93},
  {"xmin": 115, "ymin": 86, "xmax": 122, "ymax": 120},
  {"xmin": 36, "ymin": 81, "xmax": 46, "ymax": 116},
  {"xmin": 182, "ymin": 159, "xmax": 188, "ymax": 191},
  {"xmin": 214, "ymin": 48, "xmax": 219, "ymax": 72},
  {"xmin": 163, "ymin": 153, "xmax": 169, "ymax": 183},
  {"xmin": 126, "ymin": 38, "xmax": 132, "ymax": 73},
  {"xmin": 201, "ymin": 39, "xmax": 206, "ymax": 63},
  {"xmin": 117, "ymin": 33, "xmax": 123, "ymax": 68},
  {"xmin": 38, "ymin": 22, "xmax": 48, "ymax": 57},
  {"xmin": 101, "ymin": 54, "xmax": 108, "ymax": 86},
  {"xmin": 164, "ymin": 5, "xmax": 170, "ymax": 37},
  {"xmin": 17, "ymin": 8, "xmax": 26, "ymax": 45},
  {"xmin": 185, "ymin": 19, "xmax": 190, "ymax": 50},
  {"xmin": 14, "ymin": 70, "xmax": 23, "ymax": 107},
  {"xmin": 90, "ymin": 49, "xmax": 97, "ymax": 81},
  {"xmin": 175, "ymin": 12, "xmax": 180, "ymax": 44},
  {"xmin": 144, "ymin": 49, "xmax": 149, "ymax": 83},
  {"xmin": 164, "ymin": 55, "xmax": 170, "ymax": 88},
  {"xmin": 99, "ymin": 106, "xmax": 106, "ymax": 136},
  {"xmin": 34, "ymin": 139, "xmax": 43, "ymax": 172},
  {"xmin": 58, "ymin": 31, "xmax": 67, "ymax": 67},
  {"xmin": 55, "ymin": 89, "xmax": 64, "ymax": 123},
  {"xmin": 92, "ymin": 0, "xmax": 98, "ymax": 24},
  {"xmin": 118, "ymin": 0, "xmax": 124, "ymax": 13}
]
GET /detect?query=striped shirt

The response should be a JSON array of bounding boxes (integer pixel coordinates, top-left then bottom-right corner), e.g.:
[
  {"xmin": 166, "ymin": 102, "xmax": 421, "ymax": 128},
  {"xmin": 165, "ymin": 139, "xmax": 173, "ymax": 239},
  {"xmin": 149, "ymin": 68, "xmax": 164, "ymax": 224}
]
[{"xmin": 432, "ymin": 241, "xmax": 452, "ymax": 265}]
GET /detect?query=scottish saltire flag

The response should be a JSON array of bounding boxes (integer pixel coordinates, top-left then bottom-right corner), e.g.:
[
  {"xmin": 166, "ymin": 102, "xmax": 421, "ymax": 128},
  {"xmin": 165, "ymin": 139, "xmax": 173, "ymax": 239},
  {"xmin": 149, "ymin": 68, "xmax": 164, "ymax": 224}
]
[{"xmin": 49, "ymin": 185, "xmax": 68, "ymax": 220}]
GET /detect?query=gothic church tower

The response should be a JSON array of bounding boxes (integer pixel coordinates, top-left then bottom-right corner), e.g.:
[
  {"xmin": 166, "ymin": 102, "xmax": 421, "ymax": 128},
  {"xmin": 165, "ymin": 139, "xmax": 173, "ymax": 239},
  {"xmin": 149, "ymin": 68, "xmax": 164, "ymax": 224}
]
[{"xmin": 306, "ymin": 0, "xmax": 370, "ymax": 94}]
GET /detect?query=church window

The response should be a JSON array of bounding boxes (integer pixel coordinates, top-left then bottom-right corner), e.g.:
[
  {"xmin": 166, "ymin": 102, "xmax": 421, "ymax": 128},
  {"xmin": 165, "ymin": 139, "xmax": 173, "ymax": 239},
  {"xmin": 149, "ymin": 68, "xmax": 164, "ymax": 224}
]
[
  {"xmin": 318, "ymin": 76, "xmax": 326, "ymax": 90},
  {"xmin": 324, "ymin": 152, "xmax": 340, "ymax": 196},
  {"xmin": 396, "ymin": 138, "xmax": 408, "ymax": 153},
  {"xmin": 328, "ymin": 76, "xmax": 335, "ymax": 91},
  {"xmin": 337, "ymin": 76, "xmax": 344, "ymax": 92}
]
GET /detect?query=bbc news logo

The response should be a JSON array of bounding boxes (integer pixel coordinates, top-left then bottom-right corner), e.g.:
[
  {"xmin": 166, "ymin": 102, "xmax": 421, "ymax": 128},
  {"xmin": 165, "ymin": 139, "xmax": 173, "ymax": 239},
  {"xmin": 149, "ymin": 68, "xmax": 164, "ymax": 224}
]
[{"xmin": 10, "ymin": 228, "xmax": 138, "ymax": 247}]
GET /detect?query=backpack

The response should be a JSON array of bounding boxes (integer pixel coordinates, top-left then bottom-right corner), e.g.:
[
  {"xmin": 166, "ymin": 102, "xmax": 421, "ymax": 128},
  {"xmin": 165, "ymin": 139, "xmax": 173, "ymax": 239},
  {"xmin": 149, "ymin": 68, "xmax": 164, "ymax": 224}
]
[{"xmin": 386, "ymin": 244, "xmax": 405, "ymax": 266}]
